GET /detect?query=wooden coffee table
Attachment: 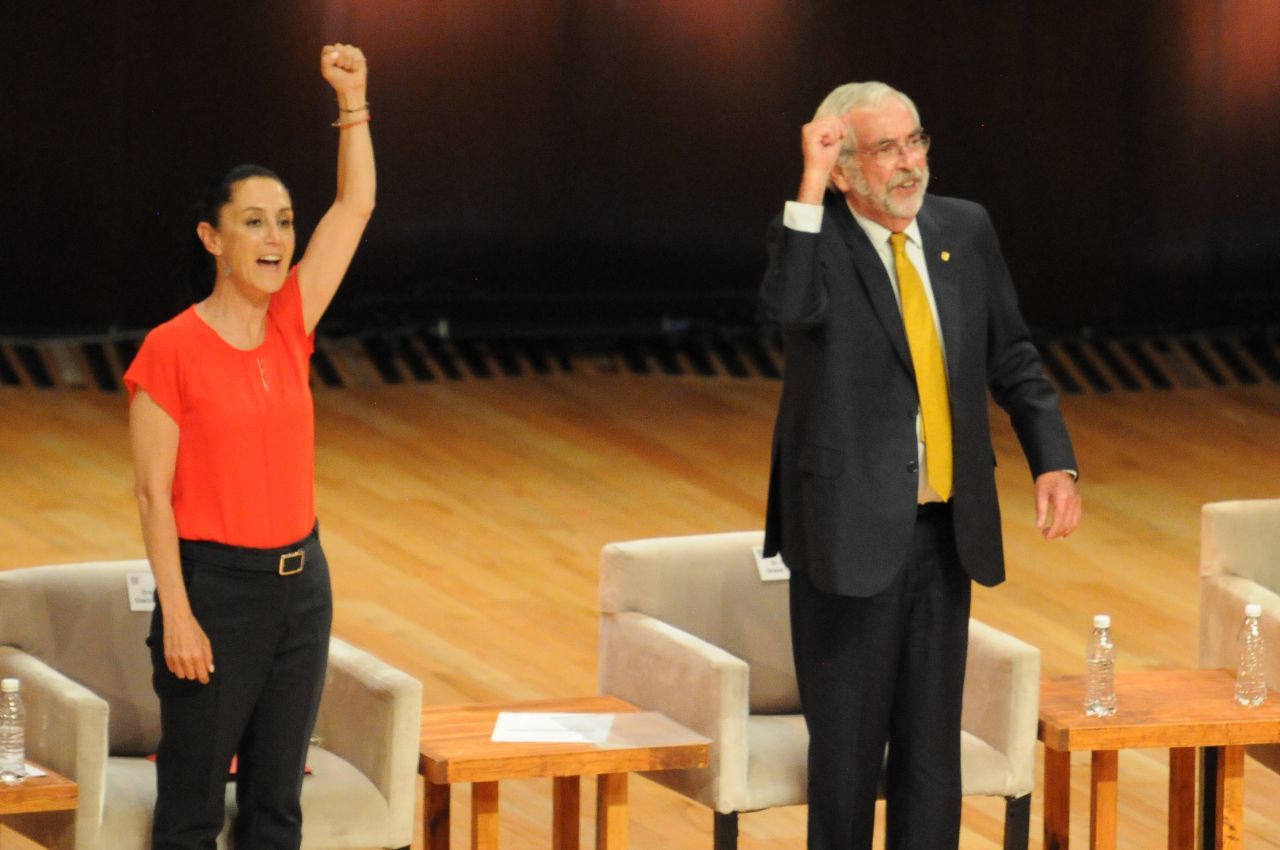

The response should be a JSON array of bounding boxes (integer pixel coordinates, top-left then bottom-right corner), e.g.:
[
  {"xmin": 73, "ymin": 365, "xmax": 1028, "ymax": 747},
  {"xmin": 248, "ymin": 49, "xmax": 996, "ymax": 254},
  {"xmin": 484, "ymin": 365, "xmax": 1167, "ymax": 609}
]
[
  {"xmin": 0, "ymin": 762, "xmax": 78, "ymax": 847},
  {"xmin": 419, "ymin": 695, "xmax": 709, "ymax": 850},
  {"xmin": 1039, "ymin": 669, "xmax": 1280, "ymax": 850},
  {"xmin": 0, "ymin": 762, "xmax": 78, "ymax": 816}
]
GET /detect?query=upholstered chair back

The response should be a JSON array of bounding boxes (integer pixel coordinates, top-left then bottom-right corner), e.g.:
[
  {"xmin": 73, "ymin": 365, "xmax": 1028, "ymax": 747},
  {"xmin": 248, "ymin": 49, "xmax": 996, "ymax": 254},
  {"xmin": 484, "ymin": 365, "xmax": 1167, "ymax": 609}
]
[
  {"xmin": 1200, "ymin": 499, "xmax": 1280, "ymax": 588},
  {"xmin": 599, "ymin": 531, "xmax": 799, "ymax": 714},
  {"xmin": 0, "ymin": 561, "xmax": 158, "ymax": 756}
]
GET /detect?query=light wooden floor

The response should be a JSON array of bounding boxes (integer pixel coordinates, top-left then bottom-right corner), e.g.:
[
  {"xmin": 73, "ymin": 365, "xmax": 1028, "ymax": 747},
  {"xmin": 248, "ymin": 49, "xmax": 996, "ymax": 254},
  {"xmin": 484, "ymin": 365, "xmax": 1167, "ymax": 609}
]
[{"xmin": 2, "ymin": 370, "xmax": 1279, "ymax": 848}]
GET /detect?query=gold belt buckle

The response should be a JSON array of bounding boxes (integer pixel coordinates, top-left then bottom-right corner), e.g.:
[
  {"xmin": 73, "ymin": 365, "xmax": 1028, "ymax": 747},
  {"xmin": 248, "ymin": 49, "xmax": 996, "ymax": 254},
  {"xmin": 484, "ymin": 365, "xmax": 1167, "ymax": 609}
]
[{"xmin": 278, "ymin": 550, "xmax": 305, "ymax": 576}]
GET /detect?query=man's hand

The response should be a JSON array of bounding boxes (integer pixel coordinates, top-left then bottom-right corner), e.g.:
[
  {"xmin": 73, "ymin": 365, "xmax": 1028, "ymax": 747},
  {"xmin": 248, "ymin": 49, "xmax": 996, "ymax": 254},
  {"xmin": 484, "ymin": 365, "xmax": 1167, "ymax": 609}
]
[
  {"xmin": 1034, "ymin": 470, "xmax": 1081, "ymax": 540},
  {"xmin": 796, "ymin": 115, "xmax": 848, "ymax": 204}
]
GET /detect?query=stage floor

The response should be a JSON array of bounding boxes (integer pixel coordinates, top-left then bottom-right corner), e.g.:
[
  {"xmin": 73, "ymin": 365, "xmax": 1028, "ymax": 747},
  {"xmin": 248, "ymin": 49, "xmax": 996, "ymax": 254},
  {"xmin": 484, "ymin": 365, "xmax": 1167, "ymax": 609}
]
[{"xmin": 3, "ymin": 374, "xmax": 1279, "ymax": 848}]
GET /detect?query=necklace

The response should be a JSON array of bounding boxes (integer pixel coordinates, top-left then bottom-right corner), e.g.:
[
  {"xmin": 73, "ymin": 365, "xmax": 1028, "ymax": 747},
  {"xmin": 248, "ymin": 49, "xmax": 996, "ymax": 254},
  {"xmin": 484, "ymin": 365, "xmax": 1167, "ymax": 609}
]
[{"xmin": 256, "ymin": 357, "xmax": 270, "ymax": 392}]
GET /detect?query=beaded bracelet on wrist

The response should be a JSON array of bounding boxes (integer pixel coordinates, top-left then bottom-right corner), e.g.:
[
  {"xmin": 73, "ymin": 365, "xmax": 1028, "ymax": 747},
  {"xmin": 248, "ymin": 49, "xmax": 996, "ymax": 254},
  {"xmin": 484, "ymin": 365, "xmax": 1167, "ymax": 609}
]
[{"xmin": 332, "ymin": 114, "xmax": 372, "ymax": 129}]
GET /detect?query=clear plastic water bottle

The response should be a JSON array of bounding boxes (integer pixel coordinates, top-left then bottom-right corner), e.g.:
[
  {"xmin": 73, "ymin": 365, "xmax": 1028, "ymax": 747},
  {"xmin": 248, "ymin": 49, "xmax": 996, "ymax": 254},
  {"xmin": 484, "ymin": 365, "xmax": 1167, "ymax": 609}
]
[
  {"xmin": 1234, "ymin": 603, "xmax": 1267, "ymax": 707},
  {"xmin": 0, "ymin": 678, "xmax": 26, "ymax": 784},
  {"xmin": 1084, "ymin": 614, "xmax": 1117, "ymax": 717}
]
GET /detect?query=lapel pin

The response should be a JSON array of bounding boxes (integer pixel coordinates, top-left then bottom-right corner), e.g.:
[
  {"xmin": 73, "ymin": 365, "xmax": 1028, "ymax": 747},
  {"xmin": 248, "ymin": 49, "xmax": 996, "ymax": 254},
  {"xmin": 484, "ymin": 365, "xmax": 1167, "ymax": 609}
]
[{"xmin": 941, "ymin": 251, "xmax": 951, "ymax": 262}]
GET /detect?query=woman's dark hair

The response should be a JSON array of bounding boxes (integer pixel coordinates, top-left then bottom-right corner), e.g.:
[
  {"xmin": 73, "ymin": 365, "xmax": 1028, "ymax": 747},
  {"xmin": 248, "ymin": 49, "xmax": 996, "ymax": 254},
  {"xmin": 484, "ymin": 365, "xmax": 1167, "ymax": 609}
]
[{"xmin": 184, "ymin": 163, "xmax": 290, "ymax": 300}]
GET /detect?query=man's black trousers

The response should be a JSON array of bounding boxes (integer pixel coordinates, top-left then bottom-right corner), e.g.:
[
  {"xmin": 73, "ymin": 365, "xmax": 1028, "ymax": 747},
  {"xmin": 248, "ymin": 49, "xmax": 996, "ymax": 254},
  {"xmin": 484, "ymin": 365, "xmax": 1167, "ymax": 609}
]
[{"xmin": 789, "ymin": 505, "xmax": 972, "ymax": 850}]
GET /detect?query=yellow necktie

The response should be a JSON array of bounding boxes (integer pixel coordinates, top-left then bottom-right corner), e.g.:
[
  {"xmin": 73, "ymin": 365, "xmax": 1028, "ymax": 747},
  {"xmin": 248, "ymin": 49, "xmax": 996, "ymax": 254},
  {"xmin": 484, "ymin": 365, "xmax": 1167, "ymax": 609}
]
[{"xmin": 889, "ymin": 232, "xmax": 952, "ymax": 500}]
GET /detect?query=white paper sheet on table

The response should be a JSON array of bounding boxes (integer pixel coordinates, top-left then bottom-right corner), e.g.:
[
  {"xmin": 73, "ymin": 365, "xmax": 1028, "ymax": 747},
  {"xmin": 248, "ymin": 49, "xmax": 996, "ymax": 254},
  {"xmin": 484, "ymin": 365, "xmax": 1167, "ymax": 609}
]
[{"xmin": 491, "ymin": 712, "xmax": 615, "ymax": 744}]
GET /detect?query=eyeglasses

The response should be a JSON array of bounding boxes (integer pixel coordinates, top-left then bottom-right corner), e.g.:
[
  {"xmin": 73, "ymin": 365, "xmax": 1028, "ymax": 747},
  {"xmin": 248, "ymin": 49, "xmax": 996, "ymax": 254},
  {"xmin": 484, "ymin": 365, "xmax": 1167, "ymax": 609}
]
[{"xmin": 853, "ymin": 132, "xmax": 931, "ymax": 167}]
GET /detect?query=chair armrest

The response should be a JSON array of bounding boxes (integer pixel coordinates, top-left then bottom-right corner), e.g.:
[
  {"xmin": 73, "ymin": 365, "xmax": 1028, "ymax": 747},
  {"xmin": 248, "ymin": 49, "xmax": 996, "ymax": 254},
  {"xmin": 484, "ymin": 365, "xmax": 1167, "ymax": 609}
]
[
  {"xmin": 314, "ymin": 637, "xmax": 423, "ymax": 848},
  {"xmin": 959, "ymin": 620, "xmax": 1041, "ymax": 796},
  {"xmin": 598, "ymin": 611, "xmax": 750, "ymax": 810},
  {"xmin": 0, "ymin": 646, "xmax": 109, "ymax": 844}
]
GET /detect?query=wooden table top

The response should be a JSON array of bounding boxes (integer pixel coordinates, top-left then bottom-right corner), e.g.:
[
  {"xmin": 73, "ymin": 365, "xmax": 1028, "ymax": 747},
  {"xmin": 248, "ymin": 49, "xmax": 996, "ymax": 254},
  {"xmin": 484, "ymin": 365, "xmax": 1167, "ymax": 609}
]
[
  {"xmin": 1039, "ymin": 669, "xmax": 1280, "ymax": 752},
  {"xmin": 0, "ymin": 762, "xmax": 78, "ymax": 815},
  {"xmin": 420, "ymin": 695, "xmax": 710, "ymax": 784}
]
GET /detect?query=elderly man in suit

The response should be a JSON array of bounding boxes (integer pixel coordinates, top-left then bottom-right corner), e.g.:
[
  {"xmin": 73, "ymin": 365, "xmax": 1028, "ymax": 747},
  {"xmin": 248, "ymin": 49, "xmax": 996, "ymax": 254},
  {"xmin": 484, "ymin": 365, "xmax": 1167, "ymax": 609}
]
[{"xmin": 761, "ymin": 81, "xmax": 1082, "ymax": 849}]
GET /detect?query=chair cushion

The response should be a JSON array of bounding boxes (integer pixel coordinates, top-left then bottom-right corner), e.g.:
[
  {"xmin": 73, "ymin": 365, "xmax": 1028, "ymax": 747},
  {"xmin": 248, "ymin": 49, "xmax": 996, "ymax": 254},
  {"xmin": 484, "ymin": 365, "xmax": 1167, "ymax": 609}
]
[
  {"xmin": 296, "ymin": 747, "xmax": 393, "ymax": 848},
  {"xmin": 729, "ymin": 715, "xmax": 1017, "ymax": 812},
  {"xmin": 743, "ymin": 714, "xmax": 808, "ymax": 811},
  {"xmin": 0, "ymin": 561, "xmax": 158, "ymax": 755},
  {"xmin": 957, "ymin": 731, "xmax": 1015, "ymax": 797},
  {"xmin": 99, "ymin": 747, "xmax": 390, "ymax": 849},
  {"xmin": 101, "ymin": 757, "xmax": 166, "ymax": 849}
]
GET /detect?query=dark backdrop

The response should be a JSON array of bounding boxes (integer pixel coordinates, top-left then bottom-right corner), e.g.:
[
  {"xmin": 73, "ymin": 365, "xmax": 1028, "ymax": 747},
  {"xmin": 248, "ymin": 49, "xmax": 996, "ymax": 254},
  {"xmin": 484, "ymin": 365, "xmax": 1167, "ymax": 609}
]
[{"xmin": 3, "ymin": 0, "xmax": 1278, "ymax": 335}]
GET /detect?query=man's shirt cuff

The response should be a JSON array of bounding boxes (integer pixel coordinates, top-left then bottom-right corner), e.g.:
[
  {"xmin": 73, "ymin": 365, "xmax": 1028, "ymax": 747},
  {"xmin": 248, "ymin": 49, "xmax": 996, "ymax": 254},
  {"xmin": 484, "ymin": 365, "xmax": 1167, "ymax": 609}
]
[{"xmin": 784, "ymin": 201, "xmax": 824, "ymax": 233}]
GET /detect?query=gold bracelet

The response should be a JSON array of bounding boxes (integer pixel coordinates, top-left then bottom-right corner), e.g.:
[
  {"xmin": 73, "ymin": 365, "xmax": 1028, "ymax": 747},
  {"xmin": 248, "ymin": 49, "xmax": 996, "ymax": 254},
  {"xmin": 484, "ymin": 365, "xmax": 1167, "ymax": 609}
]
[
  {"xmin": 339, "ymin": 102, "xmax": 369, "ymax": 114},
  {"xmin": 331, "ymin": 114, "xmax": 372, "ymax": 129}
]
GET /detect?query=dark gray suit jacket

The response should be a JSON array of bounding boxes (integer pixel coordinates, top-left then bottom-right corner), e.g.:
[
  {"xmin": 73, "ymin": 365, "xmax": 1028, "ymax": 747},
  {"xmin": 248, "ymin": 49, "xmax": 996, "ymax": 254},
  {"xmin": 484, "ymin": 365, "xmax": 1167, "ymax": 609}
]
[{"xmin": 761, "ymin": 191, "xmax": 1076, "ymax": 597}]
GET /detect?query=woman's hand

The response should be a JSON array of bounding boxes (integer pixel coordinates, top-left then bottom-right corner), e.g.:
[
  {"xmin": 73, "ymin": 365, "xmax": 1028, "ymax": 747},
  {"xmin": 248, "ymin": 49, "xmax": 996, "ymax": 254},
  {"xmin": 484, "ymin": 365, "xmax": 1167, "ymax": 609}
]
[
  {"xmin": 130, "ymin": 388, "xmax": 215, "ymax": 684},
  {"xmin": 321, "ymin": 43, "xmax": 367, "ymax": 100},
  {"xmin": 164, "ymin": 610, "xmax": 216, "ymax": 684}
]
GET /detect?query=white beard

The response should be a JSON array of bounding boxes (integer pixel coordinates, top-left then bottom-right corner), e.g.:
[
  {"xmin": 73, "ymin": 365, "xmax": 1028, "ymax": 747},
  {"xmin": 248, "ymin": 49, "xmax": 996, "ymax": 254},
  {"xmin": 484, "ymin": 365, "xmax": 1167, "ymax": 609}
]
[{"xmin": 850, "ymin": 164, "xmax": 929, "ymax": 222}]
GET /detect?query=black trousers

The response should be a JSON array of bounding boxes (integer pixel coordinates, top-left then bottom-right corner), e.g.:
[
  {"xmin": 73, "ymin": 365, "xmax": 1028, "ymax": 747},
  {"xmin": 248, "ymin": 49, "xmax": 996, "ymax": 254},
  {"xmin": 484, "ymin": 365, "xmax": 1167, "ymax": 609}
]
[
  {"xmin": 789, "ymin": 506, "xmax": 972, "ymax": 850},
  {"xmin": 148, "ymin": 526, "xmax": 333, "ymax": 850}
]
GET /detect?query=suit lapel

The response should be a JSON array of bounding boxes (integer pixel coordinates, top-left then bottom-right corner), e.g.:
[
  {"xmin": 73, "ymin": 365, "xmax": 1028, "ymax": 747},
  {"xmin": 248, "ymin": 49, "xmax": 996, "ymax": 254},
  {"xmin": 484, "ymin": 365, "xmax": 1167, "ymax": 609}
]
[
  {"xmin": 916, "ymin": 200, "xmax": 964, "ymax": 386},
  {"xmin": 827, "ymin": 196, "xmax": 913, "ymax": 373}
]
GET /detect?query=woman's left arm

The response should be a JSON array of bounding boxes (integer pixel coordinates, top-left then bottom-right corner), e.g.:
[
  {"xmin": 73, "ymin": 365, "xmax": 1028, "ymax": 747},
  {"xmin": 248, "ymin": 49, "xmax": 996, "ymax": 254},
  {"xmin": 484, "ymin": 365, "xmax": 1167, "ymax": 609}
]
[{"xmin": 298, "ymin": 43, "xmax": 376, "ymax": 334}]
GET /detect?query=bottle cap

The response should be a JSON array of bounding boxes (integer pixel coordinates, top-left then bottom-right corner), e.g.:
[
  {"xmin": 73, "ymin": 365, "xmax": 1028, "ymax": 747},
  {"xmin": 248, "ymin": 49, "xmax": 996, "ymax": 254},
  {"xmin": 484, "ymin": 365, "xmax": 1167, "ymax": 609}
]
[
  {"xmin": 1245, "ymin": 603, "xmax": 1262, "ymax": 618},
  {"xmin": 0, "ymin": 679, "xmax": 17, "ymax": 693},
  {"xmin": 1093, "ymin": 614, "xmax": 1111, "ymax": 629}
]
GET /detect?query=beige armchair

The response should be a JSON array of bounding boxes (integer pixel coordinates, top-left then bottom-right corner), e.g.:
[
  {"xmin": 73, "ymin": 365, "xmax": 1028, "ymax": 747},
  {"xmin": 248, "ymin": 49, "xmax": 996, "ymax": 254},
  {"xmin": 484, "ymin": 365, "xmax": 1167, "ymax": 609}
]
[
  {"xmin": 1199, "ymin": 499, "xmax": 1280, "ymax": 773},
  {"xmin": 598, "ymin": 531, "xmax": 1039, "ymax": 850},
  {"xmin": 0, "ymin": 560, "xmax": 422, "ymax": 850}
]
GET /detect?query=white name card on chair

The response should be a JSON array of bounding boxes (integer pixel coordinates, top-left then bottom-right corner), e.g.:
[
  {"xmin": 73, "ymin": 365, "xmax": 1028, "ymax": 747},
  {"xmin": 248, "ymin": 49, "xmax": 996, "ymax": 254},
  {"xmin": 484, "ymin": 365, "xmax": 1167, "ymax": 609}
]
[
  {"xmin": 127, "ymin": 571, "xmax": 157, "ymax": 612},
  {"xmin": 752, "ymin": 545, "xmax": 791, "ymax": 582}
]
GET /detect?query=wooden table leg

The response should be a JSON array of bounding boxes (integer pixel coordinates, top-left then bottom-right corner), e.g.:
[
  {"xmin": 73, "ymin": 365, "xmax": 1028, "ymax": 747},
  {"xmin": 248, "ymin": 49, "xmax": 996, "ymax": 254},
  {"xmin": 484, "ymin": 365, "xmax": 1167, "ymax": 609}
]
[
  {"xmin": 1090, "ymin": 750, "xmax": 1118, "ymax": 850},
  {"xmin": 1168, "ymin": 747, "xmax": 1196, "ymax": 850},
  {"xmin": 595, "ymin": 772, "xmax": 628, "ymax": 850},
  {"xmin": 472, "ymin": 781, "xmax": 500, "ymax": 850},
  {"xmin": 553, "ymin": 775, "xmax": 581, "ymax": 850},
  {"xmin": 1213, "ymin": 745, "xmax": 1244, "ymax": 850},
  {"xmin": 426, "ymin": 780, "xmax": 451, "ymax": 850},
  {"xmin": 1044, "ymin": 746, "xmax": 1072, "ymax": 850}
]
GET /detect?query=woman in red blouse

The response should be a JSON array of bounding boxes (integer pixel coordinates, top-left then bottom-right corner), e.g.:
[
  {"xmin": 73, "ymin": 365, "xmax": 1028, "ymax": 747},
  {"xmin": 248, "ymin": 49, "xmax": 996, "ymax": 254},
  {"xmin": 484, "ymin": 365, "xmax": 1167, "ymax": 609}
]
[{"xmin": 125, "ymin": 44, "xmax": 374, "ymax": 850}]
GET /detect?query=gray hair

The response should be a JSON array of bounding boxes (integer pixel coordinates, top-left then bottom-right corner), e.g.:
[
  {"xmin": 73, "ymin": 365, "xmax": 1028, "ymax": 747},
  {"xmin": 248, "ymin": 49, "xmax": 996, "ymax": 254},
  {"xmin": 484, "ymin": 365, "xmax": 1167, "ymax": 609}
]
[{"xmin": 813, "ymin": 82, "xmax": 922, "ymax": 186}]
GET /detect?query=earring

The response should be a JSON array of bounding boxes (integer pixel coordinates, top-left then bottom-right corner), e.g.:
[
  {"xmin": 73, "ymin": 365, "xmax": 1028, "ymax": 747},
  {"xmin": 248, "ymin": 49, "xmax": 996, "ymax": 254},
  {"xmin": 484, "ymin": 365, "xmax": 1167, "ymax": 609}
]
[{"xmin": 223, "ymin": 264, "xmax": 232, "ymax": 276}]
